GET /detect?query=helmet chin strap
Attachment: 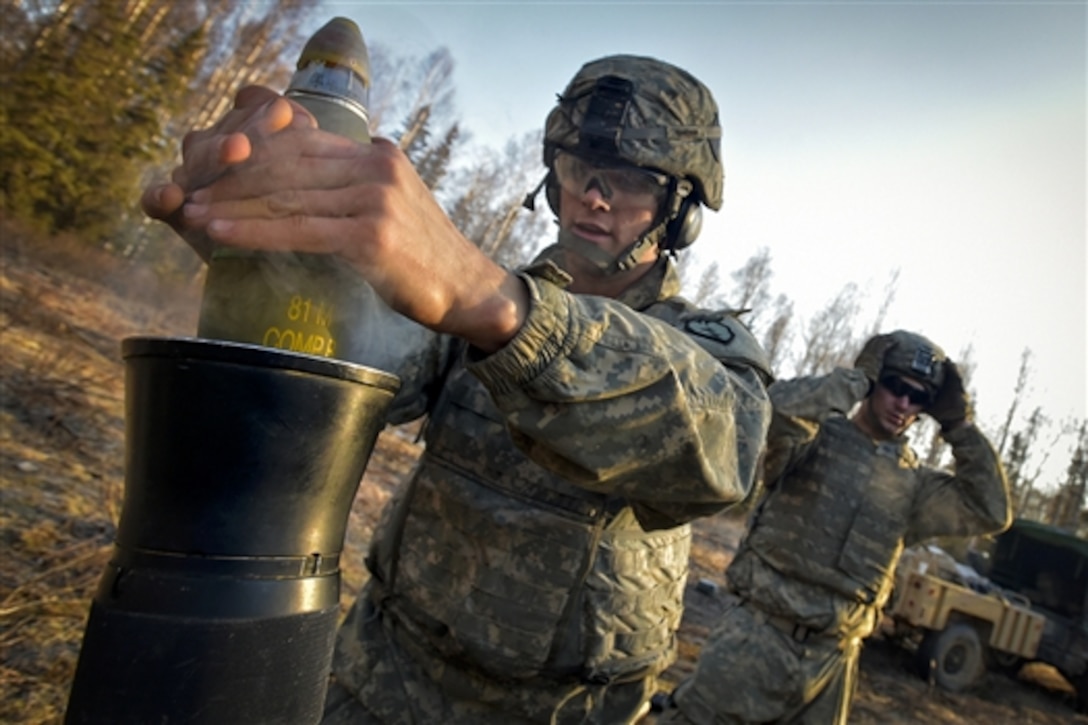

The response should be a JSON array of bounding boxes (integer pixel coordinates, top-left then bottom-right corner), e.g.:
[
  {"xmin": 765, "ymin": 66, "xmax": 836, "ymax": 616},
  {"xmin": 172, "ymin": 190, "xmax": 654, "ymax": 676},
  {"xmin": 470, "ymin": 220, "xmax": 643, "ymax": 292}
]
[{"xmin": 556, "ymin": 221, "xmax": 668, "ymax": 277}]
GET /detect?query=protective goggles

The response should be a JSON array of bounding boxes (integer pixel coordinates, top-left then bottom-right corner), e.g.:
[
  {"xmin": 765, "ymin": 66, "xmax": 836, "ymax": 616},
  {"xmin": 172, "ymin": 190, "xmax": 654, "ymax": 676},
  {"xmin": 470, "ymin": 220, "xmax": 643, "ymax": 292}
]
[
  {"xmin": 553, "ymin": 151, "xmax": 669, "ymax": 208},
  {"xmin": 879, "ymin": 375, "xmax": 933, "ymax": 406}
]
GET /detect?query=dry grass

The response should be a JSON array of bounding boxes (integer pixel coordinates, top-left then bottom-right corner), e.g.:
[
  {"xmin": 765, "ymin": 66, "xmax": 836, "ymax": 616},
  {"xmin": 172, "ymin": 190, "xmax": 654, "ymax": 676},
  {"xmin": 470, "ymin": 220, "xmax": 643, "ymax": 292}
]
[{"xmin": 0, "ymin": 220, "xmax": 168, "ymax": 723}]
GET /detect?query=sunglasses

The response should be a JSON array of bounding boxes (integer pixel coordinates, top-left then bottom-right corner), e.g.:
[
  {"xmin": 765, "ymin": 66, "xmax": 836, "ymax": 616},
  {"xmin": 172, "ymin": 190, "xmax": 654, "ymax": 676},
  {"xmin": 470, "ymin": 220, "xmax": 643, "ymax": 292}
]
[
  {"xmin": 553, "ymin": 151, "xmax": 669, "ymax": 208},
  {"xmin": 879, "ymin": 375, "xmax": 932, "ymax": 406}
]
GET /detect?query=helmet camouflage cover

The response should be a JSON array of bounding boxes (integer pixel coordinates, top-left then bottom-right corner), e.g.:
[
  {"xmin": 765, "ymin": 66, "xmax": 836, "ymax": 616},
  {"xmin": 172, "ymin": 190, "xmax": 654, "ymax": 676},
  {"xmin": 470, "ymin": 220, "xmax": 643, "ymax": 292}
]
[
  {"xmin": 881, "ymin": 330, "xmax": 946, "ymax": 392},
  {"xmin": 544, "ymin": 55, "xmax": 723, "ymax": 210}
]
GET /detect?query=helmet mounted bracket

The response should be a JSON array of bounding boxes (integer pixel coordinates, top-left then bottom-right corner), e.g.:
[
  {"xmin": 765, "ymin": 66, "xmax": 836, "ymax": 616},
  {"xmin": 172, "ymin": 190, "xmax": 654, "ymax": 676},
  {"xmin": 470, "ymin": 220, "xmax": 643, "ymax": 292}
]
[{"xmin": 578, "ymin": 76, "xmax": 635, "ymax": 158}]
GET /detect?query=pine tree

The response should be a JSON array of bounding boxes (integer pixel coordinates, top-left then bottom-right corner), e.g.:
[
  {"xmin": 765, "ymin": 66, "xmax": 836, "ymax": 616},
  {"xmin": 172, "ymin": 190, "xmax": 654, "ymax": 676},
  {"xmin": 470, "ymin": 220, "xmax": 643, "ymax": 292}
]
[
  {"xmin": 414, "ymin": 123, "xmax": 461, "ymax": 191},
  {"xmin": 0, "ymin": 0, "xmax": 320, "ymax": 253},
  {"xmin": 1047, "ymin": 421, "xmax": 1087, "ymax": 531},
  {"xmin": 0, "ymin": 0, "xmax": 204, "ymax": 240}
]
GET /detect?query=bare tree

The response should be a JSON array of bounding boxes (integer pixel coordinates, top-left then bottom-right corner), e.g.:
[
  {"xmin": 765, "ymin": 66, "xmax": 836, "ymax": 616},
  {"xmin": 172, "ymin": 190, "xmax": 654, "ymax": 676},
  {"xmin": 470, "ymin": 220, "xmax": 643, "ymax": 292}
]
[
  {"xmin": 1007, "ymin": 407, "xmax": 1056, "ymax": 516},
  {"xmin": 760, "ymin": 294, "xmax": 794, "ymax": 376},
  {"xmin": 792, "ymin": 283, "xmax": 863, "ymax": 377},
  {"xmin": 997, "ymin": 348, "xmax": 1033, "ymax": 456},
  {"xmin": 444, "ymin": 131, "xmax": 551, "ymax": 269},
  {"xmin": 729, "ymin": 247, "xmax": 773, "ymax": 321},
  {"xmin": 676, "ymin": 247, "xmax": 774, "ymax": 326},
  {"xmin": 689, "ymin": 260, "xmax": 725, "ymax": 308},
  {"xmin": 862, "ymin": 268, "xmax": 899, "ymax": 341},
  {"xmin": 676, "ymin": 250, "xmax": 733, "ymax": 309}
]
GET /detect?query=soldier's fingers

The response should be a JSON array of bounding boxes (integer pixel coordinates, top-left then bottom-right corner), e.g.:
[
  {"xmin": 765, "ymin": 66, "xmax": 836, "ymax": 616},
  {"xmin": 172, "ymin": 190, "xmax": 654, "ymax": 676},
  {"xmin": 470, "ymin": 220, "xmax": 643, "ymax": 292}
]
[
  {"xmin": 184, "ymin": 179, "xmax": 372, "ymax": 230},
  {"xmin": 233, "ymin": 85, "xmax": 280, "ymax": 110},
  {"xmin": 218, "ymin": 133, "xmax": 253, "ymax": 166},
  {"xmin": 187, "ymin": 128, "xmax": 372, "ymax": 204},
  {"xmin": 175, "ymin": 96, "xmax": 300, "ymax": 191},
  {"xmin": 140, "ymin": 183, "xmax": 186, "ymax": 223}
]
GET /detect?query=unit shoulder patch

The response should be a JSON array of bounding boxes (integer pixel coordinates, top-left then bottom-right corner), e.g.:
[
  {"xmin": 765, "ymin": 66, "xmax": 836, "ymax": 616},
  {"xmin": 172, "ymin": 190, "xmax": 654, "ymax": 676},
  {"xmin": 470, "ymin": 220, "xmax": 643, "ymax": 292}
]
[
  {"xmin": 679, "ymin": 311, "xmax": 772, "ymax": 382},
  {"xmin": 682, "ymin": 317, "xmax": 736, "ymax": 345}
]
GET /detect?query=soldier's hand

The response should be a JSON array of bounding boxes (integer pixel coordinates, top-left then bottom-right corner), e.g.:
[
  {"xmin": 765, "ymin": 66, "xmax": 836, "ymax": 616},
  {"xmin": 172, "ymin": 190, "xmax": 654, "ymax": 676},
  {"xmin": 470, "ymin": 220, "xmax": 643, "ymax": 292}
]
[
  {"xmin": 854, "ymin": 334, "xmax": 896, "ymax": 390},
  {"xmin": 140, "ymin": 86, "xmax": 312, "ymax": 261},
  {"xmin": 927, "ymin": 361, "xmax": 973, "ymax": 432}
]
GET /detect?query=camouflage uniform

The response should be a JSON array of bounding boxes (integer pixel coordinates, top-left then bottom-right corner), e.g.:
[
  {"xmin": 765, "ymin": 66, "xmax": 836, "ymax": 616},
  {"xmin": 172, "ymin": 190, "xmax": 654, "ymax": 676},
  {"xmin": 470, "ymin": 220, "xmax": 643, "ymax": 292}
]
[
  {"xmin": 321, "ymin": 245, "xmax": 772, "ymax": 724},
  {"xmin": 660, "ymin": 364, "xmax": 1010, "ymax": 724}
]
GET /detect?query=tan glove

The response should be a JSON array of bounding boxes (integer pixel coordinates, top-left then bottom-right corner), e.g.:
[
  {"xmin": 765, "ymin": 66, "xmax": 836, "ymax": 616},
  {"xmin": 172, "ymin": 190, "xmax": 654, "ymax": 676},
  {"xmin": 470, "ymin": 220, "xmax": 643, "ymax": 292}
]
[
  {"xmin": 927, "ymin": 361, "xmax": 974, "ymax": 432},
  {"xmin": 854, "ymin": 334, "xmax": 896, "ymax": 391}
]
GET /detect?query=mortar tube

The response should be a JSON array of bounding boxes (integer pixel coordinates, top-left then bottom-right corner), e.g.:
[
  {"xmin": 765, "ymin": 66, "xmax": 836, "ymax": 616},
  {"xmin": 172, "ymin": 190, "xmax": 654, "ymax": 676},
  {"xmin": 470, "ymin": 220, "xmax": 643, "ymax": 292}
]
[{"xmin": 64, "ymin": 336, "xmax": 399, "ymax": 724}]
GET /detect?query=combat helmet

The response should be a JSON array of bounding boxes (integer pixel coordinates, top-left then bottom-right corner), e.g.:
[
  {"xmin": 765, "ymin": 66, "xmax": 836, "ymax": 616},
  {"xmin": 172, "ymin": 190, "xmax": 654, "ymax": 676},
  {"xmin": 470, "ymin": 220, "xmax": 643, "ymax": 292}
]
[
  {"xmin": 537, "ymin": 55, "xmax": 723, "ymax": 272},
  {"xmin": 881, "ymin": 330, "xmax": 946, "ymax": 393}
]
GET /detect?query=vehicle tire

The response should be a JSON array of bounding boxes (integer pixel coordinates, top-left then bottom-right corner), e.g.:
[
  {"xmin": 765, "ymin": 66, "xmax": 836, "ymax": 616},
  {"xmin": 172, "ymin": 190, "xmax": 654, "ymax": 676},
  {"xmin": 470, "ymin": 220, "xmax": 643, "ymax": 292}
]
[
  {"xmin": 916, "ymin": 622, "xmax": 986, "ymax": 692},
  {"xmin": 988, "ymin": 649, "xmax": 1023, "ymax": 676}
]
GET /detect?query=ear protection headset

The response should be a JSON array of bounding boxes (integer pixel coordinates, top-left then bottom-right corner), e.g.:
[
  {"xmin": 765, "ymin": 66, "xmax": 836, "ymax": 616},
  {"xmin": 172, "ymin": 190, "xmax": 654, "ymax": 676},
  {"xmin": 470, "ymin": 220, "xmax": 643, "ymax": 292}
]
[{"xmin": 663, "ymin": 187, "xmax": 702, "ymax": 253}]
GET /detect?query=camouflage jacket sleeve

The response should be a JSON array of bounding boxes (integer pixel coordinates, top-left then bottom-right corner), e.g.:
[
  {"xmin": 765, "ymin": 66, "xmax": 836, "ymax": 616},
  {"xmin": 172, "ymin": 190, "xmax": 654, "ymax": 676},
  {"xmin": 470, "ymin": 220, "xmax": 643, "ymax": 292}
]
[
  {"xmin": 761, "ymin": 367, "xmax": 870, "ymax": 485},
  {"xmin": 465, "ymin": 272, "xmax": 771, "ymax": 525},
  {"xmin": 905, "ymin": 423, "xmax": 1012, "ymax": 545}
]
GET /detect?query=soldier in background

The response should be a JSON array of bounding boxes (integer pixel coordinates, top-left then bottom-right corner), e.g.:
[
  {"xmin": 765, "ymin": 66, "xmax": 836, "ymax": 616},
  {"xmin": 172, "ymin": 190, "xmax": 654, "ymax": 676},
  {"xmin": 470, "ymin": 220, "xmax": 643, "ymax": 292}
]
[
  {"xmin": 142, "ymin": 55, "xmax": 772, "ymax": 723},
  {"xmin": 658, "ymin": 330, "xmax": 1011, "ymax": 724}
]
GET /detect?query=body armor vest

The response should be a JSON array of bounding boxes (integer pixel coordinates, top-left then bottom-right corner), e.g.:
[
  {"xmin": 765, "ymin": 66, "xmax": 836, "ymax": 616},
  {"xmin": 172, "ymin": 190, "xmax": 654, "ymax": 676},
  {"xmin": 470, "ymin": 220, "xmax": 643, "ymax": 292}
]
[
  {"xmin": 372, "ymin": 363, "xmax": 690, "ymax": 684},
  {"xmin": 743, "ymin": 417, "xmax": 918, "ymax": 604}
]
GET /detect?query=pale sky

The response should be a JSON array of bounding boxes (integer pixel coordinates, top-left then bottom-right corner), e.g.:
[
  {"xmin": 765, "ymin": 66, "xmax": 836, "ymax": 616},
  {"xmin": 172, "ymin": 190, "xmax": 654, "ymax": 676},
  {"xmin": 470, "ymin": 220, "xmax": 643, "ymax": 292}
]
[{"xmin": 329, "ymin": 1, "xmax": 1087, "ymax": 488}]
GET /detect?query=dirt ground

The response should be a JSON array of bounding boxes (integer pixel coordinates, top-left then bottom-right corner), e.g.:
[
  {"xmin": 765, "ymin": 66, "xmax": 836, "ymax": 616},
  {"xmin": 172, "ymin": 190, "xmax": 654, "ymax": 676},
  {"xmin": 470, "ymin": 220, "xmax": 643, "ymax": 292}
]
[{"xmin": 1, "ymin": 229, "xmax": 1084, "ymax": 723}]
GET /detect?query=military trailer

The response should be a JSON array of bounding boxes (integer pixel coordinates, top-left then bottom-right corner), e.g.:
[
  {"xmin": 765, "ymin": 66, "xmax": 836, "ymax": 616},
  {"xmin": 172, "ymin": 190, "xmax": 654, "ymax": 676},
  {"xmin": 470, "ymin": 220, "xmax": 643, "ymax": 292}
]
[
  {"xmin": 887, "ymin": 543, "xmax": 1045, "ymax": 692},
  {"xmin": 886, "ymin": 519, "xmax": 1088, "ymax": 712}
]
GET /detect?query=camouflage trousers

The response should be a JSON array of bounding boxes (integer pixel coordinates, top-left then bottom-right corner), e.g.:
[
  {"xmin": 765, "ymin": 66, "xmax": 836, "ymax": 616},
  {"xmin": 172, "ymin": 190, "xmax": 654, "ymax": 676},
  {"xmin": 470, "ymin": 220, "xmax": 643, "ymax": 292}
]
[
  {"xmin": 321, "ymin": 584, "xmax": 655, "ymax": 724},
  {"xmin": 655, "ymin": 596, "xmax": 860, "ymax": 724}
]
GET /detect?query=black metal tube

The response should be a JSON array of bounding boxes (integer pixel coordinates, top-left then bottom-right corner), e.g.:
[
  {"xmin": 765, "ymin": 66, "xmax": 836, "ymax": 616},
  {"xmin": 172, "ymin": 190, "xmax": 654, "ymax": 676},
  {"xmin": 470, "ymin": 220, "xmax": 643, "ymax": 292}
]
[{"xmin": 65, "ymin": 337, "xmax": 399, "ymax": 724}]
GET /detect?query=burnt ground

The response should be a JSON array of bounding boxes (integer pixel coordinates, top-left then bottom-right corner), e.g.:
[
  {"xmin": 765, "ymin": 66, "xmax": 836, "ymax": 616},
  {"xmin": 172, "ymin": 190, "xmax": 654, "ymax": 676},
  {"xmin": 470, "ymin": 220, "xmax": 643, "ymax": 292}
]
[{"xmin": 1, "ymin": 229, "xmax": 1084, "ymax": 724}]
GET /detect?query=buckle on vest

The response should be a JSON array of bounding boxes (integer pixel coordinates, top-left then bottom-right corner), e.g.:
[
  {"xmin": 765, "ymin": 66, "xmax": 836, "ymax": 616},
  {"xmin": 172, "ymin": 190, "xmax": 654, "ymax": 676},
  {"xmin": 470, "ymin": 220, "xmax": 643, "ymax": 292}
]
[
  {"xmin": 762, "ymin": 611, "xmax": 816, "ymax": 643},
  {"xmin": 789, "ymin": 623, "xmax": 813, "ymax": 643}
]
